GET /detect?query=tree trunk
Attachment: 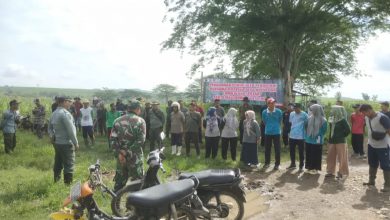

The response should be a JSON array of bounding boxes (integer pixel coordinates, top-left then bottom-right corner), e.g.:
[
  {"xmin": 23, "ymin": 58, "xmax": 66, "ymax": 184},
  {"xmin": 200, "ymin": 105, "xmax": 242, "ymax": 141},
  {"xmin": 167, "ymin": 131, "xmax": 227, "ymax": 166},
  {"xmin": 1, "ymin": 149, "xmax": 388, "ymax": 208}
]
[{"xmin": 280, "ymin": 46, "xmax": 293, "ymax": 106}]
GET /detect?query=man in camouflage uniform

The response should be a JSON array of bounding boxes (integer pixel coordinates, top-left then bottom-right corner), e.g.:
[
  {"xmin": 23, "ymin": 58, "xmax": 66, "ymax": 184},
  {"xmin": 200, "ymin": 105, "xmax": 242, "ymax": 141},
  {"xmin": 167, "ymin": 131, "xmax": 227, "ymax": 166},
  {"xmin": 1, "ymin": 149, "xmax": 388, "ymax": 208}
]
[
  {"xmin": 48, "ymin": 96, "xmax": 79, "ymax": 185},
  {"xmin": 32, "ymin": 98, "xmax": 46, "ymax": 139},
  {"xmin": 110, "ymin": 100, "xmax": 146, "ymax": 192}
]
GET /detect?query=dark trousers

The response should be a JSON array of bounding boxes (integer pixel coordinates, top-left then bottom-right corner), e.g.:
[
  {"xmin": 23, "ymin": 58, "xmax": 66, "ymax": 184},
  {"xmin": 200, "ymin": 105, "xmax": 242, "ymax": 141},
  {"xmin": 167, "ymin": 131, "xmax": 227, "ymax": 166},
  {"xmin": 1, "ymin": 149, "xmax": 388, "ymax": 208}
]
[
  {"xmin": 265, "ymin": 134, "xmax": 281, "ymax": 166},
  {"xmin": 205, "ymin": 136, "xmax": 220, "ymax": 159},
  {"xmin": 3, "ymin": 132, "xmax": 16, "ymax": 154},
  {"xmin": 289, "ymin": 138, "xmax": 305, "ymax": 168},
  {"xmin": 33, "ymin": 123, "xmax": 43, "ymax": 139},
  {"xmin": 305, "ymin": 142, "xmax": 323, "ymax": 170},
  {"xmin": 282, "ymin": 128, "xmax": 289, "ymax": 146},
  {"xmin": 351, "ymin": 133, "xmax": 365, "ymax": 155},
  {"xmin": 149, "ymin": 127, "xmax": 163, "ymax": 151},
  {"xmin": 368, "ymin": 145, "xmax": 390, "ymax": 171},
  {"xmin": 260, "ymin": 123, "xmax": 266, "ymax": 146},
  {"xmin": 171, "ymin": 133, "xmax": 183, "ymax": 146},
  {"xmin": 53, "ymin": 144, "xmax": 75, "ymax": 177},
  {"xmin": 97, "ymin": 119, "xmax": 106, "ymax": 136},
  {"xmin": 198, "ymin": 127, "xmax": 203, "ymax": 143},
  {"xmin": 185, "ymin": 132, "xmax": 200, "ymax": 156},
  {"xmin": 82, "ymin": 126, "xmax": 94, "ymax": 139},
  {"xmin": 221, "ymin": 137, "xmax": 238, "ymax": 160},
  {"xmin": 239, "ymin": 119, "xmax": 244, "ymax": 144}
]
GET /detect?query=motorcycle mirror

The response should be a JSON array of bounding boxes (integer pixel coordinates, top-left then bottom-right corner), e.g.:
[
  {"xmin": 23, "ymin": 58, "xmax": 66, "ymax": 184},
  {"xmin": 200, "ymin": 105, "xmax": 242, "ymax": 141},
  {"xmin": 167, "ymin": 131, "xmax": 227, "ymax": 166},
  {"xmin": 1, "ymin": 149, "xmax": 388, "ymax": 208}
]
[{"xmin": 160, "ymin": 132, "xmax": 165, "ymax": 141}]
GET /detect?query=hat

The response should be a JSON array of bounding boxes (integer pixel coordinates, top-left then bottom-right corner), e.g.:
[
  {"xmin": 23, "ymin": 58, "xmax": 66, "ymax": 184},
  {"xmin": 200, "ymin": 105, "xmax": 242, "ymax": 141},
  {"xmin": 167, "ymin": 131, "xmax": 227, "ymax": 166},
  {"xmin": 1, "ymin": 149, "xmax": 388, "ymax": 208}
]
[
  {"xmin": 352, "ymin": 104, "xmax": 361, "ymax": 109},
  {"xmin": 293, "ymin": 103, "xmax": 302, "ymax": 108},
  {"xmin": 243, "ymin": 96, "xmax": 249, "ymax": 102},
  {"xmin": 9, "ymin": 99, "xmax": 20, "ymax": 106},
  {"xmin": 82, "ymin": 99, "xmax": 90, "ymax": 104},
  {"xmin": 267, "ymin": 98, "xmax": 276, "ymax": 104},
  {"xmin": 151, "ymin": 101, "xmax": 160, "ymax": 105},
  {"xmin": 380, "ymin": 101, "xmax": 389, "ymax": 107},
  {"xmin": 57, "ymin": 96, "xmax": 72, "ymax": 103},
  {"xmin": 128, "ymin": 100, "xmax": 142, "ymax": 110}
]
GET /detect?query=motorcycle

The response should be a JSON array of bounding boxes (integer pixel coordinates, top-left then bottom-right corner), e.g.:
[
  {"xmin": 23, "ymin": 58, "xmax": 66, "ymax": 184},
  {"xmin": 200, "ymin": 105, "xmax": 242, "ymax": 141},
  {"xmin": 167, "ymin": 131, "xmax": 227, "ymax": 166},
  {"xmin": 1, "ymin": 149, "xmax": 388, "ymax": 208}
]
[
  {"xmin": 49, "ymin": 160, "xmax": 198, "ymax": 220},
  {"xmin": 112, "ymin": 147, "xmax": 246, "ymax": 220}
]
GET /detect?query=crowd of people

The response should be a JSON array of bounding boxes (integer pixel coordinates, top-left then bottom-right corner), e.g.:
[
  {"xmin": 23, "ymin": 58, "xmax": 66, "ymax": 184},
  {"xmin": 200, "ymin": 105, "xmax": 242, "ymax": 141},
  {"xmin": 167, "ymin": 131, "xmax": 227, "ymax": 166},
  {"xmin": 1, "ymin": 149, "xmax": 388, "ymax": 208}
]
[{"xmin": 1, "ymin": 95, "xmax": 390, "ymax": 193}]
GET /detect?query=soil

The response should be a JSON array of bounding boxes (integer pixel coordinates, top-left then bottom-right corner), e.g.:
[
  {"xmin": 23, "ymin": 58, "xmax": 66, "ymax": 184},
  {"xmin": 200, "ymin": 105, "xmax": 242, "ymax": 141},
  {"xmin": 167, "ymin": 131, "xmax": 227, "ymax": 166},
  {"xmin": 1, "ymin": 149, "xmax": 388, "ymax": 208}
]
[{"xmin": 241, "ymin": 155, "xmax": 390, "ymax": 220}]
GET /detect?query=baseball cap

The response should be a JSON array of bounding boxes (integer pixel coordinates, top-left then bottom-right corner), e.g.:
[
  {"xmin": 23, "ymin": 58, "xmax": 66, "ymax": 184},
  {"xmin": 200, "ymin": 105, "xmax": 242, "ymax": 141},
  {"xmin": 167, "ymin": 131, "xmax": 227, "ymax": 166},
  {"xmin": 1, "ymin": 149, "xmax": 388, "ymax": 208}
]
[{"xmin": 267, "ymin": 98, "xmax": 276, "ymax": 104}]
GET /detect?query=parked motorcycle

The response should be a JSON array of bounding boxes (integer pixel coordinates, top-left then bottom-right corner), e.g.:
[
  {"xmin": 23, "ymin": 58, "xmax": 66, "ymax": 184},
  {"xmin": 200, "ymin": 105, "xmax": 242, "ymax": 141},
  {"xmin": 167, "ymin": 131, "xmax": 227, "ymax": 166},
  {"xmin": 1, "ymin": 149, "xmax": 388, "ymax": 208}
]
[
  {"xmin": 112, "ymin": 147, "xmax": 246, "ymax": 220},
  {"xmin": 49, "ymin": 160, "xmax": 198, "ymax": 220}
]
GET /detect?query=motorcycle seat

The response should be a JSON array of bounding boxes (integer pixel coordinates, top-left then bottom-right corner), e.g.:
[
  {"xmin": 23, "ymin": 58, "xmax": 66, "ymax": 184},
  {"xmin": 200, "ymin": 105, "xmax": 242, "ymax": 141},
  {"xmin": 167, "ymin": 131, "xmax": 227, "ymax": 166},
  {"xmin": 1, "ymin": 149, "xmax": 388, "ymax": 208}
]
[
  {"xmin": 126, "ymin": 179, "xmax": 195, "ymax": 208},
  {"xmin": 179, "ymin": 169, "xmax": 237, "ymax": 186}
]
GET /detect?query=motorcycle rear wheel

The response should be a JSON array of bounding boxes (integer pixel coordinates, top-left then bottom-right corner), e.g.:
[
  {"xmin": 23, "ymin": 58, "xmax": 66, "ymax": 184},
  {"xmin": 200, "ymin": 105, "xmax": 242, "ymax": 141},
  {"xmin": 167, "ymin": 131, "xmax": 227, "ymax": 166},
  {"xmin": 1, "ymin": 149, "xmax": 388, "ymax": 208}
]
[{"xmin": 203, "ymin": 191, "xmax": 244, "ymax": 220}]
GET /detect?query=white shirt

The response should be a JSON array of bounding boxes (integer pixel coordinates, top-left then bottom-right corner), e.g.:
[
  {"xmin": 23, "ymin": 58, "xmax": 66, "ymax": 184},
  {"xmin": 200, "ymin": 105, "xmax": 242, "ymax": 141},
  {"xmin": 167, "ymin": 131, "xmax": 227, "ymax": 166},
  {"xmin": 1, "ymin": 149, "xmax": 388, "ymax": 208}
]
[{"xmin": 80, "ymin": 107, "xmax": 93, "ymax": 126}]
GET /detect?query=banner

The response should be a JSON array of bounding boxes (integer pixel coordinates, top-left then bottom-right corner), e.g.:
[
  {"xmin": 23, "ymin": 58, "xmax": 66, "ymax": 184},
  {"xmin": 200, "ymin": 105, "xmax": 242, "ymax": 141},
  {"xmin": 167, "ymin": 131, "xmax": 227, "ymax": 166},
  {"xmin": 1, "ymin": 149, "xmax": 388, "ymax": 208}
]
[{"xmin": 203, "ymin": 78, "xmax": 284, "ymax": 105}]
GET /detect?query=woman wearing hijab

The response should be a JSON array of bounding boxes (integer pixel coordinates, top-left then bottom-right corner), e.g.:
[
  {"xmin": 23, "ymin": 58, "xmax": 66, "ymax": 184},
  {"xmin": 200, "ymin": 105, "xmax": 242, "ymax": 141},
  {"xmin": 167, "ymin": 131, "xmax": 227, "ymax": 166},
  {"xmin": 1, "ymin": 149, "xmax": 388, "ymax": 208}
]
[
  {"xmin": 305, "ymin": 104, "xmax": 328, "ymax": 174},
  {"xmin": 221, "ymin": 108, "xmax": 240, "ymax": 161},
  {"xmin": 204, "ymin": 107, "xmax": 221, "ymax": 159},
  {"xmin": 240, "ymin": 110, "xmax": 261, "ymax": 168},
  {"xmin": 326, "ymin": 105, "xmax": 351, "ymax": 179}
]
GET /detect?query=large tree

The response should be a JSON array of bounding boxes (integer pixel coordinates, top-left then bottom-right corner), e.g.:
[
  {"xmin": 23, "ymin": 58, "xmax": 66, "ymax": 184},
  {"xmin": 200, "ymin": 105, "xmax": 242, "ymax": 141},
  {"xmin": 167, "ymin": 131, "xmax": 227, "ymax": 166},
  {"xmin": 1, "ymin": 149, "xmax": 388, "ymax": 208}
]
[
  {"xmin": 163, "ymin": 0, "xmax": 389, "ymax": 104},
  {"xmin": 153, "ymin": 84, "xmax": 177, "ymax": 103}
]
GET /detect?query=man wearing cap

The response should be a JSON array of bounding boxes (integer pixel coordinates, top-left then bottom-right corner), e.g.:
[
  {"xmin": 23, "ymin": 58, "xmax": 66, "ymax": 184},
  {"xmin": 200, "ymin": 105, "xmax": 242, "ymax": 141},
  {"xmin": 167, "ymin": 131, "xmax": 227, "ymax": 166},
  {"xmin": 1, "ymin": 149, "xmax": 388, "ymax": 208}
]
[
  {"xmin": 110, "ymin": 100, "xmax": 146, "ymax": 192},
  {"xmin": 1, "ymin": 100, "xmax": 20, "ymax": 154},
  {"xmin": 148, "ymin": 101, "xmax": 165, "ymax": 151},
  {"xmin": 262, "ymin": 98, "xmax": 283, "ymax": 170},
  {"xmin": 80, "ymin": 100, "xmax": 95, "ymax": 147},
  {"xmin": 287, "ymin": 103, "xmax": 308, "ymax": 171},
  {"xmin": 359, "ymin": 104, "xmax": 390, "ymax": 192},
  {"xmin": 239, "ymin": 97, "xmax": 253, "ymax": 144},
  {"xmin": 32, "ymin": 98, "xmax": 46, "ymax": 139},
  {"xmin": 350, "ymin": 104, "xmax": 366, "ymax": 158},
  {"xmin": 48, "ymin": 96, "xmax": 79, "ymax": 184},
  {"xmin": 380, "ymin": 101, "xmax": 390, "ymax": 119}
]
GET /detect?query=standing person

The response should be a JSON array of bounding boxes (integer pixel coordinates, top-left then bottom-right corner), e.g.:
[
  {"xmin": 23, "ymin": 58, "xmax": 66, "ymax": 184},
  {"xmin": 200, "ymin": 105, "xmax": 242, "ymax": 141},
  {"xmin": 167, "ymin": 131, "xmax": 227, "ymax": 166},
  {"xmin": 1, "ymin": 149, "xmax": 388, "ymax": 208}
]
[
  {"xmin": 380, "ymin": 101, "xmax": 390, "ymax": 118},
  {"xmin": 204, "ymin": 107, "xmax": 221, "ymax": 159},
  {"xmin": 91, "ymin": 97, "xmax": 99, "ymax": 134},
  {"xmin": 170, "ymin": 102, "xmax": 185, "ymax": 156},
  {"xmin": 32, "ymin": 98, "xmax": 46, "ymax": 139},
  {"xmin": 192, "ymin": 100, "xmax": 204, "ymax": 144},
  {"xmin": 110, "ymin": 101, "xmax": 146, "ymax": 192},
  {"xmin": 287, "ymin": 103, "xmax": 309, "ymax": 171},
  {"xmin": 142, "ymin": 101, "xmax": 152, "ymax": 141},
  {"xmin": 259, "ymin": 97, "xmax": 270, "ymax": 147},
  {"xmin": 97, "ymin": 102, "xmax": 107, "ymax": 136},
  {"xmin": 73, "ymin": 97, "xmax": 82, "ymax": 131},
  {"xmin": 80, "ymin": 100, "xmax": 95, "ymax": 148},
  {"xmin": 305, "ymin": 104, "xmax": 328, "ymax": 174},
  {"xmin": 116, "ymin": 98, "xmax": 126, "ymax": 114},
  {"xmin": 326, "ymin": 105, "xmax": 351, "ymax": 179},
  {"xmin": 48, "ymin": 96, "xmax": 79, "ymax": 184},
  {"xmin": 240, "ymin": 110, "xmax": 261, "ymax": 168},
  {"xmin": 282, "ymin": 104, "xmax": 294, "ymax": 148},
  {"xmin": 106, "ymin": 103, "xmax": 121, "ymax": 149},
  {"xmin": 350, "ymin": 104, "xmax": 366, "ymax": 158},
  {"xmin": 359, "ymin": 104, "xmax": 390, "ymax": 192},
  {"xmin": 307, "ymin": 99, "xmax": 318, "ymax": 116},
  {"xmin": 165, "ymin": 100, "xmax": 173, "ymax": 139},
  {"xmin": 51, "ymin": 96, "xmax": 59, "ymax": 112},
  {"xmin": 239, "ymin": 97, "xmax": 253, "ymax": 145},
  {"xmin": 262, "ymin": 98, "xmax": 283, "ymax": 170},
  {"xmin": 214, "ymin": 99, "xmax": 225, "ymax": 118},
  {"xmin": 184, "ymin": 103, "xmax": 202, "ymax": 158},
  {"xmin": 148, "ymin": 102, "xmax": 165, "ymax": 151},
  {"xmin": 178, "ymin": 100, "xmax": 188, "ymax": 115},
  {"xmin": 221, "ymin": 108, "xmax": 239, "ymax": 161},
  {"xmin": 1, "ymin": 100, "xmax": 20, "ymax": 154}
]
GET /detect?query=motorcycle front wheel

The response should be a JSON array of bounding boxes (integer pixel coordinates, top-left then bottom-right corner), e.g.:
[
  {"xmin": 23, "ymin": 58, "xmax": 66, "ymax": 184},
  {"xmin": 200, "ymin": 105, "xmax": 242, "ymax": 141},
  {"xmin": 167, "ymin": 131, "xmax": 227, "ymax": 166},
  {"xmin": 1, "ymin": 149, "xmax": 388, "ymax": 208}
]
[
  {"xmin": 111, "ymin": 184, "xmax": 139, "ymax": 217},
  {"xmin": 203, "ymin": 191, "xmax": 244, "ymax": 220}
]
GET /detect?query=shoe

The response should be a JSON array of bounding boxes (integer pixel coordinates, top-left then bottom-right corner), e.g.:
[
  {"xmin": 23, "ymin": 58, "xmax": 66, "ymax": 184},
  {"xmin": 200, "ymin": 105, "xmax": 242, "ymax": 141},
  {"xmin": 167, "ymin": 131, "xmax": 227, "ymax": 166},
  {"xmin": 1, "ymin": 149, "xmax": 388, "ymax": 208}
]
[
  {"xmin": 273, "ymin": 166, "xmax": 280, "ymax": 171},
  {"xmin": 176, "ymin": 146, "xmax": 182, "ymax": 156},
  {"xmin": 325, "ymin": 173, "xmax": 335, "ymax": 178},
  {"xmin": 310, "ymin": 170, "xmax": 318, "ymax": 175},
  {"xmin": 171, "ymin": 145, "xmax": 177, "ymax": 155},
  {"xmin": 298, "ymin": 168, "xmax": 304, "ymax": 173},
  {"xmin": 262, "ymin": 164, "xmax": 270, "ymax": 169},
  {"xmin": 359, "ymin": 154, "xmax": 367, "ymax": 159},
  {"xmin": 363, "ymin": 167, "xmax": 377, "ymax": 186},
  {"xmin": 287, "ymin": 164, "xmax": 297, "ymax": 170},
  {"xmin": 250, "ymin": 164, "xmax": 258, "ymax": 169}
]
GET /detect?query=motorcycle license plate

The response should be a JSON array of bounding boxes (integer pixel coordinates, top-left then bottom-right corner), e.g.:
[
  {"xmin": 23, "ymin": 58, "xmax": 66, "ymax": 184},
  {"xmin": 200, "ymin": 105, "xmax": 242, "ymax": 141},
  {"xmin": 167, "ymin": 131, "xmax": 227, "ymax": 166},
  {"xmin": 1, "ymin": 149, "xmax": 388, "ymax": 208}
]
[{"xmin": 70, "ymin": 181, "xmax": 82, "ymax": 202}]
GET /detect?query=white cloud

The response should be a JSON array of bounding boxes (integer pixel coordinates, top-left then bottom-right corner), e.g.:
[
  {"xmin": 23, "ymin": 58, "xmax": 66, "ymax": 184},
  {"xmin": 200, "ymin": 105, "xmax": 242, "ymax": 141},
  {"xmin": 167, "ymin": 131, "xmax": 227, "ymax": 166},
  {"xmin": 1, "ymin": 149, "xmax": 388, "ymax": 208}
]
[{"xmin": 1, "ymin": 64, "xmax": 38, "ymax": 79}]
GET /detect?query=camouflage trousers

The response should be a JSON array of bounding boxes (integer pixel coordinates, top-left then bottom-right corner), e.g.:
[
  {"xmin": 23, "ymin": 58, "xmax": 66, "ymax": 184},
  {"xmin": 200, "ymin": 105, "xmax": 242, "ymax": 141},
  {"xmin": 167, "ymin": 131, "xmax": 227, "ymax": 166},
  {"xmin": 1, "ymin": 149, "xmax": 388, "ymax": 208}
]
[{"xmin": 113, "ymin": 152, "xmax": 144, "ymax": 192}]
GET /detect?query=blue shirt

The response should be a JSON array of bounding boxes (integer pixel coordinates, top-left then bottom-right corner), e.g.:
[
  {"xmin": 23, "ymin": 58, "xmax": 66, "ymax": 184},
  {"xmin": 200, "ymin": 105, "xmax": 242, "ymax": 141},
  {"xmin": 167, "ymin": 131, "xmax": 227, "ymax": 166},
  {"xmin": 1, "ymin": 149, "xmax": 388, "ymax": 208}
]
[
  {"xmin": 1, "ymin": 110, "xmax": 20, "ymax": 133},
  {"xmin": 289, "ymin": 111, "xmax": 309, "ymax": 140},
  {"xmin": 305, "ymin": 122, "xmax": 328, "ymax": 145},
  {"xmin": 262, "ymin": 108, "xmax": 283, "ymax": 135}
]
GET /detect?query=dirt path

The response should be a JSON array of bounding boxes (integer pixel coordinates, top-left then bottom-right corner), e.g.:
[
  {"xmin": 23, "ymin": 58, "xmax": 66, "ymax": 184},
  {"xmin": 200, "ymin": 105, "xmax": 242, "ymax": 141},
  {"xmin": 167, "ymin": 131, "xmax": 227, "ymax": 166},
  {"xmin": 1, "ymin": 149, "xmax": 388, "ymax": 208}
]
[{"xmin": 241, "ymin": 156, "xmax": 390, "ymax": 220}]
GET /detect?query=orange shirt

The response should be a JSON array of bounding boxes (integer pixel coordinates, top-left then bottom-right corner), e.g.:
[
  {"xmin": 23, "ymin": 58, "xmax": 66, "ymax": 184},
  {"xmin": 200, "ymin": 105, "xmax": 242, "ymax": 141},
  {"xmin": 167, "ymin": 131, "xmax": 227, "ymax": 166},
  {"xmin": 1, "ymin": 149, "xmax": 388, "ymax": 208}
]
[{"xmin": 351, "ymin": 112, "xmax": 365, "ymax": 134}]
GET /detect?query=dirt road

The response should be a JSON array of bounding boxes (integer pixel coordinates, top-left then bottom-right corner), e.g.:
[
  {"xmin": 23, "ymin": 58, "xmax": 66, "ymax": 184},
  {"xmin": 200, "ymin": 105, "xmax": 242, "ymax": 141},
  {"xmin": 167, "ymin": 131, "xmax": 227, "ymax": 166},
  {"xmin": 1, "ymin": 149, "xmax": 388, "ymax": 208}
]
[{"xmin": 241, "ymin": 156, "xmax": 390, "ymax": 220}]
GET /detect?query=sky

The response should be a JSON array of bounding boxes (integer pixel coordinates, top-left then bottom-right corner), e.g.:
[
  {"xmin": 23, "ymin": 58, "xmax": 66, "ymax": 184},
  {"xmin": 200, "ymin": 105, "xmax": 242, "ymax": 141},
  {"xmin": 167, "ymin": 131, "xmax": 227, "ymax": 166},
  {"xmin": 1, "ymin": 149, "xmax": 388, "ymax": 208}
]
[{"xmin": 0, "ymin": 0, "xmax": 389, "ymax": 100}]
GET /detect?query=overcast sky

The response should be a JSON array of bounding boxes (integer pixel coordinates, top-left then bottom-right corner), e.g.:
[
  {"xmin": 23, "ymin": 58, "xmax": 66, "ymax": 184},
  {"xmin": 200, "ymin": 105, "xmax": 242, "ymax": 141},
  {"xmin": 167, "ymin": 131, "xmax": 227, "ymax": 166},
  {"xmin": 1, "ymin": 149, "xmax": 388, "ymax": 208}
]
[{"xmin": 0, "ymin": 0, "xmax": 389, "ymax": 100}]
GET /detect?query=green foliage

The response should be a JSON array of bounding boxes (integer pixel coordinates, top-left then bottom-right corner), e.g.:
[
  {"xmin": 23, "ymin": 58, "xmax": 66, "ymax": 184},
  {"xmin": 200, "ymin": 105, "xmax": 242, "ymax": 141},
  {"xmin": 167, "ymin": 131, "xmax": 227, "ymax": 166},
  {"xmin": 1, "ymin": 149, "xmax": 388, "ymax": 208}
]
[
  {"xmin": 93, "ymin": 88, "xmax": 119, "ymax": 103},
  {"xmin": 163, "ymin": 0, "xmax": 390, "ymax": 101},
  {"xmin": 152, "ymin": 84, "xmax": 178, "ymax": 103},
  {"xmin": 362, "ymin": 93, "xmax": 370, "ymax": 101}
]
